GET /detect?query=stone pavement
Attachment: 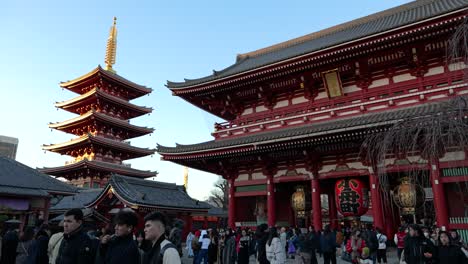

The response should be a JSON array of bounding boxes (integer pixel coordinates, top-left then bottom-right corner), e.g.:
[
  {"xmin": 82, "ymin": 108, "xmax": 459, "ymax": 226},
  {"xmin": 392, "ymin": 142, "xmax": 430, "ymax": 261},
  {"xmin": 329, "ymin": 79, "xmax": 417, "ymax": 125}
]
[{"xmin": 181, "ymin": 247, "xmax": 399, "ymax": 264}]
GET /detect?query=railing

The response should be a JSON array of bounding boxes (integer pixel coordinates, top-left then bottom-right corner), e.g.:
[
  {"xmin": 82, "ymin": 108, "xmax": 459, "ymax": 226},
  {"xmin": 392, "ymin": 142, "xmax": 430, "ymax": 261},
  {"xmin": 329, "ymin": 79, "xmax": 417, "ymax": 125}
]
[
  {"xmin": 212, "ymin": 71, "xmax": 465, "ymax": 138},
  {"xmin": 442, "ymin": 167, "xmax": 468, "ymax": 177}
]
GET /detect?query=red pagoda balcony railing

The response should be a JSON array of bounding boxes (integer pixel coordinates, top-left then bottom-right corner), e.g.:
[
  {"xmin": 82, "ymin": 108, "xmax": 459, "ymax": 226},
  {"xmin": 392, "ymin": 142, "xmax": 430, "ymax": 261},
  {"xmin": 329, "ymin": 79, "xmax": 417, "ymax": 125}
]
[{"xmin": 212, "ymin": 71, "xmax": 466, "ymax": 139}]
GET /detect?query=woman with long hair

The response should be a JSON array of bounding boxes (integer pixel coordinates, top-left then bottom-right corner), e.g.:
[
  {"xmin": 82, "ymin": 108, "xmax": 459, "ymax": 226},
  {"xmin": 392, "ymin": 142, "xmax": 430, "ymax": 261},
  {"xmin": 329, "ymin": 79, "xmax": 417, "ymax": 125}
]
[
  {"xmin": 237, "ymin": 229, "xmax": 251, "ymax": 264},
  {"xmin": 437, "ymin": 231, "xmax": 467, "ymax": 264},
  {"xmin": 266, "ymin": 227, "xmax": 286, "ymax": 264}
]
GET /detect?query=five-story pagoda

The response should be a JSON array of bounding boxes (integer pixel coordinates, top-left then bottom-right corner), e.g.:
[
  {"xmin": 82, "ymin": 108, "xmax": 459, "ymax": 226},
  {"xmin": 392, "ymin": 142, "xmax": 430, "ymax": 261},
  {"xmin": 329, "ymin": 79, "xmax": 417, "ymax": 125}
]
[{"xmin": 41, "ymin": 18, "xmax": 156, "ymax": 188}]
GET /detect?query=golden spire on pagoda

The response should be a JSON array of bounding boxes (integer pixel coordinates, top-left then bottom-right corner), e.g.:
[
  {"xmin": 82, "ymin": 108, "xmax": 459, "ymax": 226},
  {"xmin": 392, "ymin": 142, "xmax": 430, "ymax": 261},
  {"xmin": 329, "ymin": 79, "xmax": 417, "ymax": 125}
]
[
  {"xmin": 183, "ymin": 166, "xmax": 189, "ymax": 191},
  {"xmin": 105, "ymin": 17, "xmax": 117, "ymax": 73}
]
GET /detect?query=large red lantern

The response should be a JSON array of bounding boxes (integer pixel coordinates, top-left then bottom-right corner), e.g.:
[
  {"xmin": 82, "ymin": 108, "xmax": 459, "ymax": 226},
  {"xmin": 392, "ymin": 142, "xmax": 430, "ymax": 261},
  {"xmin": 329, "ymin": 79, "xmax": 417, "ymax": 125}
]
[{"xmin": 335, "ymin": 178, "xmax": 369, "ymax": 217}]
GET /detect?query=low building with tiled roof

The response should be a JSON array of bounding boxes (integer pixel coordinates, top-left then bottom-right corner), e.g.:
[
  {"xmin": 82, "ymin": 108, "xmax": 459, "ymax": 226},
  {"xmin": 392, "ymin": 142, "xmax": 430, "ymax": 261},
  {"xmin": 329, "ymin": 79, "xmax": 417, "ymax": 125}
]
[{"xmin": 0, "ymin": 156, "xmax": 77, "ymax": 228}]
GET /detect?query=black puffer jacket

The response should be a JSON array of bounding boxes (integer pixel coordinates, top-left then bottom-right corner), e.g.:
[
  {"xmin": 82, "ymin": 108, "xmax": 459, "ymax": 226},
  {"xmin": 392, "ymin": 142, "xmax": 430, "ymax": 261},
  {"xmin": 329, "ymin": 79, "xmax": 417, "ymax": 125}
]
[
  {"xmin": 437, "ymin": 244, "xmax": 467, "ymax": 264},
  {"xmin": 96, "ymin": 234, "xmax": 140, "ymax": 264},
  {"xmin": 55, "ymin": 227, "xmax": 96, "ymax": 264},
  {"xmin": 404, "ymin": 236, "xmax": 437, "ymax": 264}
]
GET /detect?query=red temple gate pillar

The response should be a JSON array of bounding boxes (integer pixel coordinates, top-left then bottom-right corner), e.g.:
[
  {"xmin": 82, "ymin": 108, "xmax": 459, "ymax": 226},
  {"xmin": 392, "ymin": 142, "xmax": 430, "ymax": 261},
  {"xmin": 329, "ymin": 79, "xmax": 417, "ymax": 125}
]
[
  {"xmin": 311, "ymin": 178, "xmax": 322, "ymax": 231},
  {"xmin": 228, "ymin": 178, "xmax": 236, "ymax": 229},
  {"xmin": 369, "ymin": 172, "xmax": 384, "ymax": 232},
  {"xmin": 430, "ymin": 160, "xmax": 449, "ymax": 229},
  {"xmin": 267, "ymin": 175, "xmax": 276, "ymax": 227},
  {"xmin": 328, "ymin": 191, "xmax": 338, "ymax": 229}
]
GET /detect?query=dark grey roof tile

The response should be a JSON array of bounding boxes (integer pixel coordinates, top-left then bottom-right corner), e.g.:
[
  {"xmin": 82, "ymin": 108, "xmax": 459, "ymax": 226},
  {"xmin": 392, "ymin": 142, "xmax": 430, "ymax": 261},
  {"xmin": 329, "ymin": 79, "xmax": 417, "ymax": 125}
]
[
  {"xmin": 0, "ymin": 156, "xmax": 77, "ymax": 195},
  {"xmin": 167, "ymin": 0, "xmax": 468, "ymax": 88}
]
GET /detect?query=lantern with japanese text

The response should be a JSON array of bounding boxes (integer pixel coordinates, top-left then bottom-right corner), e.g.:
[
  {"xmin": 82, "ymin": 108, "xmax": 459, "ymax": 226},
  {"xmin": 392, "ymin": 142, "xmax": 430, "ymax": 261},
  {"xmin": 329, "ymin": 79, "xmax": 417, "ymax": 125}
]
[
  {"xmin": 335, "ymin": 178, "xmax": 369, "ymax": 217},
  {"xmin": 392, "ymin": 178, "xmax": 425, "ymax": 215},
  {"xmin": 291, "ymin": 186, "xmax": 311, "ymax": 218}
]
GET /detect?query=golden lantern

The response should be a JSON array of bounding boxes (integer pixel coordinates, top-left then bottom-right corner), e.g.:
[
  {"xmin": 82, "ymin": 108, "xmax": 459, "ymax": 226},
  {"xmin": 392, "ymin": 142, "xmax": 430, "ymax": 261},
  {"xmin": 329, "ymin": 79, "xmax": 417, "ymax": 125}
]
[
  {"xmin": 392, "ymin": 178, "xmax": 425, "ymax": 214},
  {"xmin": 291, "ymin": 186, "xmax": 306, "ymax": 211},
  {"xmin": 291, "ymin": 186, "xmax": 311, "ymax": 216}
]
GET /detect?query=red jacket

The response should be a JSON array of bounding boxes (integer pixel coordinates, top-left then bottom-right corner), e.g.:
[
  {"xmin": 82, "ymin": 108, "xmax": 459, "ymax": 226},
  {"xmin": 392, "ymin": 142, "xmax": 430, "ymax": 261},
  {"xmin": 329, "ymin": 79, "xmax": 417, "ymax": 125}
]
[
  {"xmin": 395, "ymin": 232, "xmax": 406, "ymax": 249},
  {"xmin": 346, "ymin": 238, "xmax": 366, "ymax": 254}
]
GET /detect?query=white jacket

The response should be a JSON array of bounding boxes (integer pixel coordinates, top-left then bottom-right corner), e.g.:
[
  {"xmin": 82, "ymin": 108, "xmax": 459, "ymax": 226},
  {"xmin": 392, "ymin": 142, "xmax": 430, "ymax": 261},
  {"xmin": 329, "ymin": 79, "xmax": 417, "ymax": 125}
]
[
  {"xmin": 266, "ymin": 237, "xmax": 286, "ymax": 264},
  {"xmin": 48, "ymin": 232, "xmax": 63, "ymax": 264}
]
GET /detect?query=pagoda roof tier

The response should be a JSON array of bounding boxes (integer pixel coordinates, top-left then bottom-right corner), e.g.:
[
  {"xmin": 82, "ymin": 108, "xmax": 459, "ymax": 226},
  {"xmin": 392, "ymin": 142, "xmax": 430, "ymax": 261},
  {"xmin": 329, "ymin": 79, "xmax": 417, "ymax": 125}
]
[
  {"xmin": 43, "ymin": 134, "xmax": 155, "ymax": 160},
  {"xmin": 60, "ymin": 66, "xmax": 152, "ymax": 100},
  {"xmin": 40, "ymin": 160, "xmax": 157, "ymax": 179},
  {"xmin": 55, "ymin": 88, "xmax": 152, "ymax": 118},
  {"xmin": 158, "ymin": 97, "xmax": 459, "ymax": 158},
  {"xmin": 48, "ymin": 110, "xmax": 154, "ymax": 139},
  {"xmin": 167, "ymin": 0, "xmax": 468, "ymax": 89},
  {"xmin": 86, "ymin": 174, "xmax": 210, "ymax": 211}
]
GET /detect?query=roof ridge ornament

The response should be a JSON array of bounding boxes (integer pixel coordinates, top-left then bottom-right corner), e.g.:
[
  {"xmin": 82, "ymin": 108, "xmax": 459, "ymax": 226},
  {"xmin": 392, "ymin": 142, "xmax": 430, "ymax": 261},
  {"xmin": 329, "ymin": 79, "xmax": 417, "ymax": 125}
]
[{"xmin": 104, "ymin": 17, "xmax": 117, "ymax": 74}]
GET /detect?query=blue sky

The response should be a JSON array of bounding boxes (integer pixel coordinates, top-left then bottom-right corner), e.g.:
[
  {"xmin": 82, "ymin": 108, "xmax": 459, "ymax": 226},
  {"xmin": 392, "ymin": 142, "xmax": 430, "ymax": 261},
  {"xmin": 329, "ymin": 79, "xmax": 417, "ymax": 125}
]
[{"xmin": 0, "ymin": 0, "xmax": 412, "ymax": 200}]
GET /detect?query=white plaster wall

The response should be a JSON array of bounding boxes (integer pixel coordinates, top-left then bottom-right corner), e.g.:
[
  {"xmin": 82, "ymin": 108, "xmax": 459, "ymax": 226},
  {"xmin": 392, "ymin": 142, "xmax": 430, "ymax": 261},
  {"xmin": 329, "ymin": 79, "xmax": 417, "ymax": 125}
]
[
  {"xmin": 256, "ymin": 105, "xmax": 267, "ymax": 112},
  {"xmin": 242, "ymin": 107, "xmax": 253, "ymax": 116},
  {"xmin": 236, "ymin": 173, "xmax": 249, "ymax": 181},
  {"xmin": 274, "ymin": 169, "xmax": 288, "ymax": 178},
  {"xmin": 393, "ymin": 73, "xmax": 416, "ymax": 83},
  {"xmin": 347, "ymin": 162, "xmax": 368, "ymax": 170},
  {"xmin": 439, "ymin": 151, "xmax": 466, "ymax": 162},
  {"xmin": 368, "ymin": 78, "xmax": 389, "ymax": 89},
  {"xmin": 319, "ymin": 164, "xmax": 337, "ymax": 173},
  {"xmin": 273, "ymin": 100, "xmax": 289, "ymax": 109},
  {"xmin": 315, "ymin": 91, "xmax": 328, "ymax": 100},
  {"xmin": 343, "ymin": 85, "xmax": 361, "ymax": 93},
  {"xmin": 449, "ymin": 62, "xmax": 467, "ymax": 71},
  {"xmin": 292, "ymin": 96, "xmax": 308, "ymax": 105},
  {"xmin": 424, "ymin": 66, "xmax": 444, "ymax": 76},
  {"xmin": 252, "ymin": 172, "xmax": 266, "ymax": 180}
]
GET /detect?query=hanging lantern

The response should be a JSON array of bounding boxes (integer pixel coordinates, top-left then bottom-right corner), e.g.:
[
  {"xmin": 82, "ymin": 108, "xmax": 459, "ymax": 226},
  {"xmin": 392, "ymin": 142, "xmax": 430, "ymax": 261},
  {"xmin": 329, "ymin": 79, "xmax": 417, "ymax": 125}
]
[
  {"xmin": 335, "ymin": 178, "xmax": 369, "ymax": 217},
  {"xmin": 392, "ymin": 178, "xmax": 425, "ymax": 214},
  {"xmin": 291, "ymin": 186, "xmax": 307, "ymax": 212}
]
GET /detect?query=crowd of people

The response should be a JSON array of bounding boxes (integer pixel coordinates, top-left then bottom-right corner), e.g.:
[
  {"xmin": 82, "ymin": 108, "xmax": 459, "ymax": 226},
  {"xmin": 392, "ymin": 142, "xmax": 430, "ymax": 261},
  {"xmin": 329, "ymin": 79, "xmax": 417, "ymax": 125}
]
[
  {"xmin": 185, "ymin": 223, "xmax": 467, "ymax": 264},
  {"xmin": 0, "ymin": 208, "xmax": 181, "ymax": 264},
  {"xmin": 2, "ymin": 211, "xmax": 468, "ymax": 264}
]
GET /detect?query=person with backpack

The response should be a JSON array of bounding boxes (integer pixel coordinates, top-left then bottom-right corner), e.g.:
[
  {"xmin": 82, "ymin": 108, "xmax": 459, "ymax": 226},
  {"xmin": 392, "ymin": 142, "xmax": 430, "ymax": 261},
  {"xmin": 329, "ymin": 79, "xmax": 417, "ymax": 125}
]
[
  {"xmin": 95, "ymin": 209, "xmax": 140, "ymax": 264},
  {"xmin": 142, "ymin": 211, "xmax": 180, "ymax": 264},
  {"xmin": 375, "ymin": 228, "xmax": 387, "ymax": 264}
]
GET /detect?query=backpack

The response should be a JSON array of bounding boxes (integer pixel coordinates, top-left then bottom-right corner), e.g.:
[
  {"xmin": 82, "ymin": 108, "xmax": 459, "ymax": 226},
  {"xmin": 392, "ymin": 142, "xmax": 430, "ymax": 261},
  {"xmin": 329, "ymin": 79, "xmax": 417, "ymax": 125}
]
[{"xmin": 154, "ymin": 242, "xmax": 177, "ymax": 264}]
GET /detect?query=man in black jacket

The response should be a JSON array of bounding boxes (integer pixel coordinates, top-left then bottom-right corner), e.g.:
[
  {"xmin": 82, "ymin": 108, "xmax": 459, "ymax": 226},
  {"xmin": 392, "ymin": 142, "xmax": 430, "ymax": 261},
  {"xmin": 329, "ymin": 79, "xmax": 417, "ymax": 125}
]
[
  {"xmin": 55, "ymin": 209, "xmax": 96, "ymax": 264},
  {"xmin": 404, "ymin": 224, "xmax": 436, "ymax": 264},
  {"xmin": 96, "ymin": 208, "xmax": 140, "ymax": 264}
]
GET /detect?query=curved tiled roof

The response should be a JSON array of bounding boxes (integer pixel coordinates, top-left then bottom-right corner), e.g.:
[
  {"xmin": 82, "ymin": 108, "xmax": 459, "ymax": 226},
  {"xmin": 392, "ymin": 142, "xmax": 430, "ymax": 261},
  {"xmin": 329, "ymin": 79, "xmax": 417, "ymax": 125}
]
[
  {"xmin": 167, "ymin": 0, "xmax": 468, "ymax": 89},
  {"xmin": 50, "ymin": 188, "xmax": 102, "ymax": 211},
  {"xmin": 86, "ymin": 174, "xmax": 210, "ymax": 210},
  {"xmin": 60, "ymin": 66, "xmax": 152, "ymax": 99},
  {"xmin": 42, "ymin": 134, "xmax": 155, "ymax": 158},
  {"xmin": 55, "ymin": 88, "xmax": 153, "ymax": 116},
  {"xmin": 157, "ymin": 98, "xmax": 452, "ymax": 154},
  {"xmin": 40, "ymin": 159, "xmax": 157, "ymax": 178},
  {"xmin": 0, "ymin": 156, "xmax": 77, "ymax": 196},
  {"xmin": 48, "ymin": 110, "xmax": 154, "ymax": 138}
]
